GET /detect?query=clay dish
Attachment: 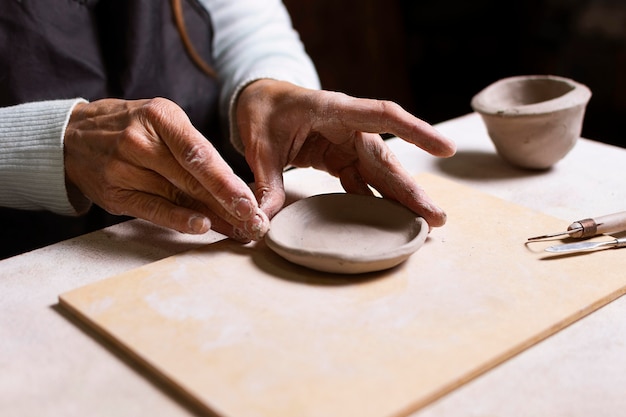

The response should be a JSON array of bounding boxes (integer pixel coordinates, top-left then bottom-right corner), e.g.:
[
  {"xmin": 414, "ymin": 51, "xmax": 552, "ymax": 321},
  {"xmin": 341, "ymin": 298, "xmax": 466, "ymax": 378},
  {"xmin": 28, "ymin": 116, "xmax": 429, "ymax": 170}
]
[
  {"xmin": 265, "ymin": 193, "xmax": 429, "ymax": 274},
  {"xmin": 471, "ymin": 75, "xmax": 591, "ymax": 169}
]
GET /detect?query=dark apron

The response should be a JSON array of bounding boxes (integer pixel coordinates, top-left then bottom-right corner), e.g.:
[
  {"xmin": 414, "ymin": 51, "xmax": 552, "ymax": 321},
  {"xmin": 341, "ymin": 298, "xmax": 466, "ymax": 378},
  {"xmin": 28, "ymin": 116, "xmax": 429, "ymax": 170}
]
[{"xmin": 0, "ymin": 0, "xmax": 249, "ymax": 258}]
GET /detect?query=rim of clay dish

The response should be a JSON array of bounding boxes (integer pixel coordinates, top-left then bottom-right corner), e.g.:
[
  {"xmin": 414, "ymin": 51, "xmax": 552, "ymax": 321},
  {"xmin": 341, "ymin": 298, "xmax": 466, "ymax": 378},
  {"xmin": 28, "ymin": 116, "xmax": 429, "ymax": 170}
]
[
  {"xmin": 264, "ymin": 193, "xmax": 429, "ymax": 274},
  {"xmin": 470, "ymin": 75, "xmax": 592, "ymax": 117}
]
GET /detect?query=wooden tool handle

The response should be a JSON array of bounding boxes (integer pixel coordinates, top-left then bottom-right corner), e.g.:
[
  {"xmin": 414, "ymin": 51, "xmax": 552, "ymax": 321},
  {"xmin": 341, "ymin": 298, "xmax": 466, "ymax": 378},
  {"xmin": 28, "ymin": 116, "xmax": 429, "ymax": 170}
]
[
  {"xmin": 595, "ymin": 211, "xmax": 626, "ymax": 235},
  {"xmin": 568, "ymin": 211, "xmax": 626, "ymax": 238}
]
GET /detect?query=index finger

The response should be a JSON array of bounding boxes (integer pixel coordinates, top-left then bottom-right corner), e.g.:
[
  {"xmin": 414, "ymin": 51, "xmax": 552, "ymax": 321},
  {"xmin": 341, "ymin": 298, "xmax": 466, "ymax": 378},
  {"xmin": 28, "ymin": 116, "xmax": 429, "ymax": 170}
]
[
  {"xmin": 143, "ymin": 99, "xmax": 269, "ymax": 232},
  {"xmin": 311, "ymin": 92, "xmax": 457, "ymax": 157}
]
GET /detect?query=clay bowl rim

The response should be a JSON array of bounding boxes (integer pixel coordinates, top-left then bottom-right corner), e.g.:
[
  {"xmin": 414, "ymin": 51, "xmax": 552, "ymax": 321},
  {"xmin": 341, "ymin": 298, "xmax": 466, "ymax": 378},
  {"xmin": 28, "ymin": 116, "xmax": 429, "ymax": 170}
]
[
  {"xmin": 264, "ymin": 193, "xmax": 429, "ymax": 273},
  {"xmin": 470, "ymin": 75, "xmax": 591, "ymax": 117}
]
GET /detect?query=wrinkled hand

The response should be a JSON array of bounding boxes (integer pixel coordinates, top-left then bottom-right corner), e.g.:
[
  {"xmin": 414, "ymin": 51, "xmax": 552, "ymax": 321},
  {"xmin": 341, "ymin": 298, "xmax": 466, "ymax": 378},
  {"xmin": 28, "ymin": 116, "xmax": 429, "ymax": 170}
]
[
  {"xmin": 64, "ymin": 98, "xmax": 269, "ymax": 240},
  {"xmin": 236, "ymin": 80, "xmax": 456, "ymax": 227}
]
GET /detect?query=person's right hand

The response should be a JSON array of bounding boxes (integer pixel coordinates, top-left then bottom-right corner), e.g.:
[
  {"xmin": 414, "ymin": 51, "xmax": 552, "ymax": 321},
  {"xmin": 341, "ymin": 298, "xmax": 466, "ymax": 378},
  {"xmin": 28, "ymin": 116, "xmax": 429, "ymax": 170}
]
[
  {"xmin": 64, "ymin": 98, "xmax": 269, "ymax": 241},
  {"xmin": 235, "ymin": 80, "xmax": 456, "ymax": 228}
]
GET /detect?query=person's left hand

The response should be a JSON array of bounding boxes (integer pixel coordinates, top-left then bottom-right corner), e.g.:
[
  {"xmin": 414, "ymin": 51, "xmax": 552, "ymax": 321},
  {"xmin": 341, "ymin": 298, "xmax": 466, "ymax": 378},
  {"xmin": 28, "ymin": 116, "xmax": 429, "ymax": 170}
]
[{"xmin": 235, "ymin": 80, "xmax": 457, "ymax": 227}]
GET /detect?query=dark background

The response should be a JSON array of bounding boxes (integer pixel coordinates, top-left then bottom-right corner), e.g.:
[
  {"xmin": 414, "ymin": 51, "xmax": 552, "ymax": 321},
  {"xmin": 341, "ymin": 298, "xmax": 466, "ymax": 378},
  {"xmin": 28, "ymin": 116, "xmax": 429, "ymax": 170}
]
[{"xmin": 283, "ymin": 0, "xmax": 626, "ymax": 147}]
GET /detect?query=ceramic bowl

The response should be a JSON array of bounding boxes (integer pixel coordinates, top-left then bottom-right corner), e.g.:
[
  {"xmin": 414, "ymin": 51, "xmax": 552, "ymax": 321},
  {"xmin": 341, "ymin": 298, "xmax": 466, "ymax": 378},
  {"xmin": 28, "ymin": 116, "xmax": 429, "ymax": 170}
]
[
  {"xmin": 471, "ymin": 75, "xmax": 591, "ymax": 169},
  {"xmin": 265, "ymin": 193, "xmax": 429, "ymax": 274}
]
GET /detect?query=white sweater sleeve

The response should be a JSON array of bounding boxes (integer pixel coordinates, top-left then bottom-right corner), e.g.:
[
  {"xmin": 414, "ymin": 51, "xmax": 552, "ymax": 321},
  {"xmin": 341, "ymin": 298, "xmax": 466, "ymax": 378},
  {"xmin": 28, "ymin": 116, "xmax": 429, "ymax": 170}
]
[
  {"xmin": 200, "ymin": 0, "xmax": 321, "ymax": 153},
  {"xmin": 0, "ymin": 98, "xmax": 90, "ymax": 215}
]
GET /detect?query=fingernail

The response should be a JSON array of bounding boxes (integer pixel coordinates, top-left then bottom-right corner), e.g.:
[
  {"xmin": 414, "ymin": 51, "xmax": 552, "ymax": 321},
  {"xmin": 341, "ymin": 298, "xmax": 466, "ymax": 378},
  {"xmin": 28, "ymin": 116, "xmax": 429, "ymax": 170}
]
[
  {"xmin": 232, "ymin": 197, "xmax": 254, "ymax": 220},
  {"xmin": 188, "ymin": 215, "xmax": 210, "ymax": 234},
  {"xmin": 243, "ymin": 213, "xmax": 270, "ymax": 240},
  {"xmin": 430, "ymin": 206, "xmax": 447, "ymax": 228},
  {"xmin": 258, "ymin": 189, "xmax": 269, "ymax": 209}
]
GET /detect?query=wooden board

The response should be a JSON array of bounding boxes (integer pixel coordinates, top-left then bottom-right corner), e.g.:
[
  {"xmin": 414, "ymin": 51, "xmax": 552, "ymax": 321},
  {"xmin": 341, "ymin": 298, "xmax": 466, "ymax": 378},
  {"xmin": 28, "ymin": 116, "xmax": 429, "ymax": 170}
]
[{"xmin": 59, "ymin": 174, "xmax": 626, "ymax": 417}]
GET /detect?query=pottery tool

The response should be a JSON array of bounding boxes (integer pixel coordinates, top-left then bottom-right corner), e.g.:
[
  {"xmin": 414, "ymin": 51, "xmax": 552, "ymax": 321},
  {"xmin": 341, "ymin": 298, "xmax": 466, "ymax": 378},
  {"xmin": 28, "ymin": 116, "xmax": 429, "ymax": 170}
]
[
  {"xmin": 527, "ymin": 211, "xmax": 626, "ymax": 241},
  {"xmin": 545, "ymin": 237, "xmax": 626, "ymax": 254}
]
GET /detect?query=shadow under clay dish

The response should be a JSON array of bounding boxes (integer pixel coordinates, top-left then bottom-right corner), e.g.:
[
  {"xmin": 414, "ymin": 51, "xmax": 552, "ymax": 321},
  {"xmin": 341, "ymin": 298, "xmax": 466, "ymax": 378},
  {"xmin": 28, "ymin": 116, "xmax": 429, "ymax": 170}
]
[
  {"xmin": 471, "ymin": 75, "xmax": 591, "ymax": 169},
  {"xmin": 265, "ymin": 193, "xmax": 429, "ymax": 274}
]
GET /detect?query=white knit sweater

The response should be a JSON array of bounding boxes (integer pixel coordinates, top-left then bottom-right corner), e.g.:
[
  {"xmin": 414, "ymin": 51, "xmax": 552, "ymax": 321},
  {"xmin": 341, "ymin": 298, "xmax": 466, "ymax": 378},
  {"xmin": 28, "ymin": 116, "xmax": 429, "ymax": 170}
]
[{"xmin": 0, "ymin": 0, "xmax": 320, "ymax": 215}]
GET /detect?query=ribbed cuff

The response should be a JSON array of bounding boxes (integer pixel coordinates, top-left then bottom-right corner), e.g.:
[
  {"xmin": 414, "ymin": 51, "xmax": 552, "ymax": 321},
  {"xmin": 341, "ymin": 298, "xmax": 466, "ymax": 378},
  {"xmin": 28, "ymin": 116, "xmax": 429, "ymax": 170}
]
[{"xmin": 0, "ymin": 98, "xmax": 90, "ymax": 215}]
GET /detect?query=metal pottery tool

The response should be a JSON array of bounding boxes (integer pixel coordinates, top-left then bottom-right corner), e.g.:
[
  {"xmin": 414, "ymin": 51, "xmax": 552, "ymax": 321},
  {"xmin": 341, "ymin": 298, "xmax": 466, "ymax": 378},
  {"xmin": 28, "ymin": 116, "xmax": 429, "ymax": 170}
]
[
  {"xmin": 528, "ymin": 211, "xmax": 626, "ymax": 241},
  {"xmin": 545, "ymin": 237, "xmax": 626, "ymax": 254}
]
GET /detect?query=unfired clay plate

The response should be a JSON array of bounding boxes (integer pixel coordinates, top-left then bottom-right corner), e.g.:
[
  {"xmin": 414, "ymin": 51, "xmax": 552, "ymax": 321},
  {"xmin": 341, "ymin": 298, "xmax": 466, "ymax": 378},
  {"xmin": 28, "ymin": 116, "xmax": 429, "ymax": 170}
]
[{"xmin": 265, "ymin": 193, "xmax": 429, "ymax": 274}]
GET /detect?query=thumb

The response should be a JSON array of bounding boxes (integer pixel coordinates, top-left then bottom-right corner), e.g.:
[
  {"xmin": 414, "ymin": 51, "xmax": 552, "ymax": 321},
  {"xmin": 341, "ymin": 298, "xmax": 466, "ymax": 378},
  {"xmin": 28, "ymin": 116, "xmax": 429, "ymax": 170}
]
[{"xmin": 252, "ymin": 163, "xmax": 286, "ymax": 219}]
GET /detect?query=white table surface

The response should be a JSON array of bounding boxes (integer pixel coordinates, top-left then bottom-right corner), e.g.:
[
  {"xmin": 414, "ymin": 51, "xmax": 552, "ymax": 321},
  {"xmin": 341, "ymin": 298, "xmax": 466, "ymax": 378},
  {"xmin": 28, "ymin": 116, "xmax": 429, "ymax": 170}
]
[{"xmin": 2, "ymin": 112, "xmax": 626, "ymax": 417}]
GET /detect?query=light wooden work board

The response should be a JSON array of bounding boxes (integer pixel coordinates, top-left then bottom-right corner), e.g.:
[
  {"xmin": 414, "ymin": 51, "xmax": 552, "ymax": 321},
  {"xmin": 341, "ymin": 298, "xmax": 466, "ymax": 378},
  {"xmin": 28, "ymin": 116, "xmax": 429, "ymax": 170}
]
[{"xmin": 59, "ymin": 173, "xmax": 626, "ymax": 417}]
